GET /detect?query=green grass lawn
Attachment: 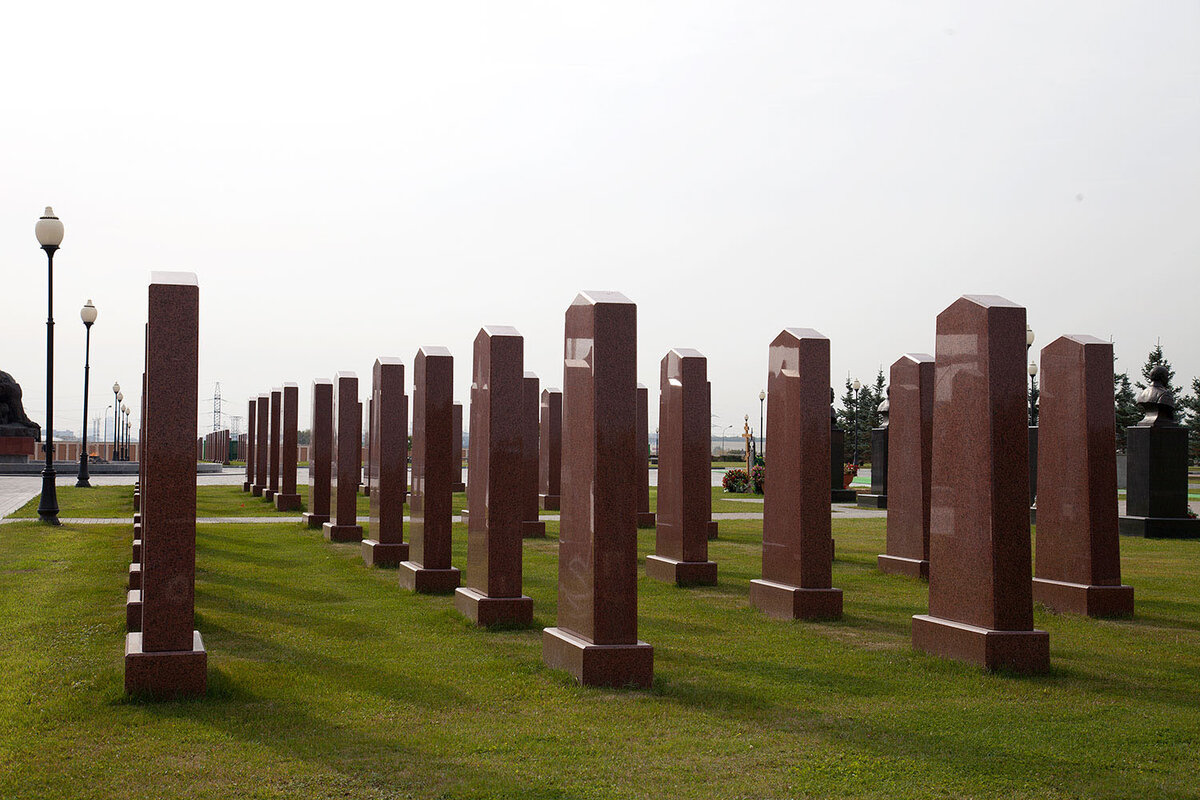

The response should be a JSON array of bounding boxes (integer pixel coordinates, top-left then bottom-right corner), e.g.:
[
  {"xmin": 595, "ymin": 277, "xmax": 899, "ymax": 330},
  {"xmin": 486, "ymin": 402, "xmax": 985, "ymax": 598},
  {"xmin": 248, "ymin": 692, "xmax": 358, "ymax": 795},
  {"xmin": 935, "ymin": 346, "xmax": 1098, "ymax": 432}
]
[{"xmin": 1, "ymin": 504, "xmax": 1197, "ymax": 798}]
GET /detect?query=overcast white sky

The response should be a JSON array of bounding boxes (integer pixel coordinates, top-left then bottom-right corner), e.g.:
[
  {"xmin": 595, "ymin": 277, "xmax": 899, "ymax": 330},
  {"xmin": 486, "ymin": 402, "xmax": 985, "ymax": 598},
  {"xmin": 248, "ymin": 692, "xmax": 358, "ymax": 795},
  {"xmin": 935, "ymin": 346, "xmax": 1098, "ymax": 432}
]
[{"xmin": 2, "ymin": 2, "xmax": 1198, "ymax": 442}]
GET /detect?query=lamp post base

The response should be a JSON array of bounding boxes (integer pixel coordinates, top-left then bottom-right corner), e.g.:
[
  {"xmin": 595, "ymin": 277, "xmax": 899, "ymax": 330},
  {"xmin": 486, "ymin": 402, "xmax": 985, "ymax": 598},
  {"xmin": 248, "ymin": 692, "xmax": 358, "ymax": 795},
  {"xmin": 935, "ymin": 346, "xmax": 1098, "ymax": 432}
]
[{"xmin": 37, "ymin": 466, "xmax": 59, "ymax": 525}]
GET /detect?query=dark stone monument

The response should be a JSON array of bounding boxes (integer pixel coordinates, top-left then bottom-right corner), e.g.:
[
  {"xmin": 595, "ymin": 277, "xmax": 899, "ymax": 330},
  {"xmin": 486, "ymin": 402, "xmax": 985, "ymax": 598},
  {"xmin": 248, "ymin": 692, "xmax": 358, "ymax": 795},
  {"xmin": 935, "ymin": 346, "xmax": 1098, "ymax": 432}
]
[
  {"xmin": 1032, "ymin": 335, "xmax": 1134, "ymax": 616},
  {"xmin": 251, "ymin": 394, "xmax": 269, "ymax": 496},
  {"xmin": 878, "ymin": 354, "xmax": 934, "ymax": 579},
  {"xmin": 543, "ymin": 291, "xmax": 653, "ymax": 688},
  {"xmin": 451, "ymin": 401, "xmax": 466, "ymax": 492},
  {"xmin": 539, "ymin": 388, "xmax": 562, "ymax": 511},
  {"xmin": 362, "ymin": 396, "xmax": 374, "ymax": 499},
  {"xmin": 750, "ymin": 329, "xmax": 842, "ymax": 621},
  {"xmin": 124, "ymin": 272, "xmax": 206, "ymax": 698},
  {"xmin": 520, "ymin": 371, "xmax": 546, "ymax": 538},
  {"xmin": 265, "ymin": 388, "xmax": 281, "ymax": 501},
  {"xmin": 1118, "ymin": 365, "xmax": 1200, "ymax": 539},
  {"xmin": 830, "ymin": 388, "xmax": 856, "ymax": 502},
  {"xmin": 400, "ymin": 347, "xmax": 461, "ymax": 593},
  {"xmin": 323, "ymin": 372, "xmax": 363, "ymax": 543},
  {"xmin": 363, "ymin": 358, "xmax": 409, "ymax": 566},
  {"xmin": 635, "ymin": 383, "xmax": 656, "ymax": 528},
  {"xmin": 302, "ymin": 378, "xmax": 333, "ymax": 528},
  {"xmin": 455, "ymin": 327, "xmax": 533, "ymax": 626},
  {"xmin": 647, "ymin": 348, "xmax": 718, "ymax": 586},
  {"xmin": 274, "ymin": 383, "xmax": 301, "ymax": 511},
  {"xmin": 0, "ymin": 370, "xmax": 40, "ymax": 463},
  {"xmin": 912, "ymin": 295, "xmax": 1049, "ymax": 673},
  {"xmin": 857, "ymin": 392, "xmax": 888, "ymax": 508}
]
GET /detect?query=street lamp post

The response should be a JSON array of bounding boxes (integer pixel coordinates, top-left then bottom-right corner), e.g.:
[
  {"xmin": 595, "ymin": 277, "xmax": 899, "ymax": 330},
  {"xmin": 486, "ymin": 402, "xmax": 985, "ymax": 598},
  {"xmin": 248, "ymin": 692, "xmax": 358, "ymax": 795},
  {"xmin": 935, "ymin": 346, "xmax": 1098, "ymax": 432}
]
[
  {"xmin": 125, "ymin": 416, "xmax": 131, "ymax": 461},
  {"xmin": 112, "ymin": 383, "xmax": 121, "ymax": 461},
  {"xmin": 1028, "ymin": 361, "xmax": 1039, "ymax": 426},
  {"xmin": 76, "ymin": 300, "xmax": 98, "ymax": 487},
  {"xmin": 121, "ymin": 404, "xmax": 130, "ymax": 460},
  {"xmin": 758, "ymin": 389, "xmax": 766, "ymax": 461},
  {"xmin": 851, "ymin": 378, "xmax": 862, "ymax": 467},
  {"xmin": 35, "ymin": 207, "xmax": 65, "ymax": 525}
]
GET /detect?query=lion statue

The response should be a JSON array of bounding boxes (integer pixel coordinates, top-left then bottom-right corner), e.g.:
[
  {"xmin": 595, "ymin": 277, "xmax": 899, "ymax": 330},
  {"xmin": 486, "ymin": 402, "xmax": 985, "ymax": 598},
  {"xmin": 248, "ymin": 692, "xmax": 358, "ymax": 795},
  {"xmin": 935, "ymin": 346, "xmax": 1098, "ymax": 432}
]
[{"xmin": 0, "ymin": 370, "xmax": 41, "ymax": 440}]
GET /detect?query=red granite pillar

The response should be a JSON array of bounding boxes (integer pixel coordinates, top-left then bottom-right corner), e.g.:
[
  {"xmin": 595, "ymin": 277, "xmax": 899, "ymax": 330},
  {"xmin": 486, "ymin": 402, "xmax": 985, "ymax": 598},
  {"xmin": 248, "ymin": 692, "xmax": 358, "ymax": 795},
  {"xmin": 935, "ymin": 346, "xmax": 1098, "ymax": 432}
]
[
  {"xmin": 538, "ymin": 388, "xmax": 562, "ymax": 511},
  {"xmin": 635, "ymin": 384, "xmax": 655, "ymax": 529},
  {"xmin": 124, "ymin": 271, "xmax": 206, "ymax": 697},
  {"xmin": 521, "ymin": 371, "xmax": 546, "ymax": 538},
  {"xmin": 750, "ymin": 329, "xmax": 842, "ymax": 620},
  {"xmin": 647, "ymin": 348, "xmax": 717, "ymax": 586},
  {"xmin": 264, "ymin": 388, "xmax": 281, "ymax": 500},
  {"xmin": 454, "ymin": 327, "xmax": 533, "ymax": 625},
  {"xmin": 1033, "ymin": 335, "xmax": 1133, "ymax": 616},
  {"xmin": 878, "ymin": 353, "xmax": 935, "ymax": 579},
  {"xmin": 543, "ymin": 291, "xmax": 652, "ymax": 687},
  {"xmin": 273, "ymin": 383, "xmax": 301, "ymax": 510},
  {"xmin": 302, "ymin": 378, "xmax": 333, "ymax": 528},
  {"xmin": 252, "ymin": 395, "xmax": 269, "ymax": 496},
  {"xmin": 451, "ymin": 402, "xmax": 466, "ymax": 492},
  {"xmin": 912, "ymin": 295, "xmax": 1049, "ymax": 672},
  {"xmin": 243, "ymin": 399, "xmax": 255, "ymax": 491},
  {"xmin": 363, "ymin": 358, "xmax": 409, "ymax": 566},
  {"xmin": 323, "ymin": 373, "xmax": 363, "ymax": 542},
  {"xmin": 401, "ymin": 346, "xmax": 462, "ymax": 593}
]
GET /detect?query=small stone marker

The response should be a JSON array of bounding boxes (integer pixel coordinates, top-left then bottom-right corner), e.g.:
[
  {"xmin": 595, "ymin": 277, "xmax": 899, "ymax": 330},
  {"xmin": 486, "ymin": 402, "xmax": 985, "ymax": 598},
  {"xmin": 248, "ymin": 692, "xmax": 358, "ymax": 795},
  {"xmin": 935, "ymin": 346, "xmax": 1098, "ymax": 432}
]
[
  {"xmin": 302, "ymin": 379, "xmax": 334, "ymax": 528},
  {"xmin": 323, "ymin": 372, "xmax": 363, "ymax": 543},
  {"xmin": 878, "ymin": 354, "xmax": 934, "ymax": 578},
  {"xmin": 912, "ymin": 295, "xmax": 1049, "ymax": 673},
  {"xmin": 750, "ymin": 329, "xmax": 842, "ymax": 621},
  {"xmin": 274, "ymin": 383, "xmax": 301, "ymax": 511},
  {"xmin": 454, "ymin": 327, "xmax": 533, "ymax": 626},
  {"xmin": 647, "ymin": 348, "xmax": 718, "ymax": 586},
  {"xmin": 400, "ymin": 346, "xmax": 462, "ymax": 593},
  {"xmin": 543, "ymin": 291, "xmax": 652, "ymax": 688},
  {"xmin": 363, "ymin": 358, "xmax": 410, "ymax": 566},
  {"xmin": 538, "ymin": 388, "xmax": 562, "ymax": 511},
  {"xmin": 124, "ymin": 271, "xmax": 206, "ymax": 698},
  {"xmin": 521, "ymin": 371, "xmax": 546, "ymax": 538},
  {"xmin": 635, "ymin": 383, "xmax": 656, "ymax": 528}
]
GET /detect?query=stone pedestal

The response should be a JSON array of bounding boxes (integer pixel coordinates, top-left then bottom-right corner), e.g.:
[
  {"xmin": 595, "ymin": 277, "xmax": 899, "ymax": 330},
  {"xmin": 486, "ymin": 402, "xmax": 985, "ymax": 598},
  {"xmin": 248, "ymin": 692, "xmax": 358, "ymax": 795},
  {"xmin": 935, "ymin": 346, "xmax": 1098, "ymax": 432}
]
[
  {"xmin": 542, "ymin": 292, "xmax": 652, "ymax": 687},
  {"xmin": 126, "ymin": 589, "xmax": 141, "ymax": 632},
  {"xmin": 455, "ymin": 327, "xmax": 532, "ymax": 625},
  {"xmin": 303, "ymin": 378, "xmax": 334, "ymax": 529},
  {"xmin": 322, "ymin": 372, "xmax": 363, "ymax": 543},
  {"xmin": 521, "ymin": 371, "xmax": 545, "ymax": 537},
  {"xmin": 362, "ymin": 358, "xmax": 409, "ymax": 567},
  {"xmin": 649, "ymin": 348, "xmax": 717, "ymax": 587},
  {"xmin": 124, "ymin": 271, "xmax": 206, "ymax": 698},
  {"xmin": 1032, "ymin": 335, "xmax": 1133, "ymax": 616},
  {"xmin": 914, "ymin": 295, "xmax": 1048, "ymax": 673},
  {"xmin": 878, "ymin": 354, "xmax": 933, "ymax": 579},
  {"xmin": 1119, "ymin": 425, "xmax": 1200, "ymax": 539},
  {"xmin": 451, "ymin": 402, "xmax": 466, "ymax": 492},
  {"xmin": 402, "ymin": 346, "xmax": 461, "ymax": 594},
  {"xmin": 273, "ymin": 383, "xmax": 301, "ymax": 511},
  {"xmin": 251, "ymin": 394, "xmax": 269, "ymax": 496},
  {"xmin": 0, "ymin": 436, "xmax": 36, "ymax": 462},
  {"xmin": 635, "ymin": 384, "xmax": 656, "ymax": 528},
  {"xmin": 539, "ymin": 388, "xmax": 562, "ymax": 510},
  {"xmin": 830, "ymin": 422, "xmax": 855, "ymax": 503},
  {"xmin": 751, "ymin": 329, "xmax": 841, "ymax": 620},
  {"xmin": 857, "ymin": 426, "xmax": 888, "ymax": 508}
]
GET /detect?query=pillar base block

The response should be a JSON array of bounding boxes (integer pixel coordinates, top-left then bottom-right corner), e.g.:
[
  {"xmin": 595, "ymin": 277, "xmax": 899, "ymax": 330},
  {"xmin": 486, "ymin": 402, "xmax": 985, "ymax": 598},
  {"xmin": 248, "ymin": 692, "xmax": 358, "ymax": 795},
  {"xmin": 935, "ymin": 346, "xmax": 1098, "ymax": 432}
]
[
  {"xmin": 521, "ymin": 520, "xmax": 547, "ymax": 538},
  {"xmin": 398, "ymin": 561, "xmax": 461, "ymax": 594},
  {"xmin": 707, "ymin": 521, "xmax": 719, "ymax": 540},
  {"xmin": 1032, "ymin": 577, "xmax": 1134, "ymax": 618},
  {"xmin": 857, "ymin": 493, "xmax": 887, "ymax": 509},
  {"xmin": 124, "ymin": 631, "xmax": 207, "ymax": 698},
  {"xmin": 251, "ymin": 485, "xmax": 264, "ymax": 497},
  {"xmin": 646, "ymin": 554, "xmax": 718, "ymax": 586},
  {"xmin": 877, "ymin": 554, "xmax": 929, "ymax": 580},
  {"xmin": 273, "ymin": 493, "xmax": 302, "ymax": 512},
  {"xmin": 1118, "ymin": 515, "xmax": 1200, "ymax": 539},
  {"xmin": 361, "ymin": 539, "xmax": 408, "ymax": 567},
  {"xmin": 831, "ymin": 489, "xmax": 857, "ymax": 503},
  {"xmin": 541, "ymin": 626, "xmax": 653, "ymax": 688},
  {"xmin": 453, "ymin": 587, "xmax": 532, "ymax": 627},
  {"xmin": 126, "ymin": 590, "xmax": 142, "ymax": 632},
  {"xmin": 539, "ymin": 494, "xmax": 560, "ymax": 511},
  {"xmin": 302, "ymin": 512, "xmax": 329, "ymax": 529},
  {"xmin": 322, "ymin": 522, "xmax": 362, "ymax": 543},
  {"xmin": 636, "ymin": 512, "xmax": 656, "ymax": 529},
  {"xmin": 128, "ymin": 563, "xmax": 141, "ymax": 591},
  {"xmin": 912, "ymin": 614, "xmax": 1049, "ymax": 673},
  {"xmin": 749, "ymin": 579, "xmax": 842, "ymax": 620}
]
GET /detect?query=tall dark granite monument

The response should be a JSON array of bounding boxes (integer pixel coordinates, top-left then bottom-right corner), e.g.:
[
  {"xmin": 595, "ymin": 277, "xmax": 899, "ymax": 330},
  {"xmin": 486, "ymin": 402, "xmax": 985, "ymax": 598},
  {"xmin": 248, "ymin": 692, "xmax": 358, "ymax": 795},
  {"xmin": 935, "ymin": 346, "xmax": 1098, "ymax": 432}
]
[
  {"xmin": 857, "ymin": 391, "xmax": 888, "ymax": 509},
  {"xmin": 831, "ymin": 388, "xmax": 856, "ymax": 503},
  {"xmin": 1118, "ymin": 366, "xmax": 1200, "ymax": 538}
]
